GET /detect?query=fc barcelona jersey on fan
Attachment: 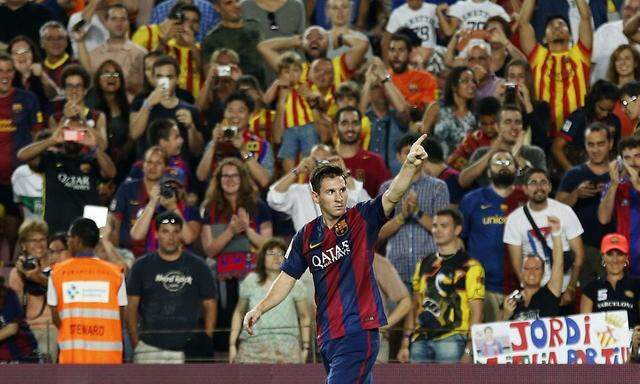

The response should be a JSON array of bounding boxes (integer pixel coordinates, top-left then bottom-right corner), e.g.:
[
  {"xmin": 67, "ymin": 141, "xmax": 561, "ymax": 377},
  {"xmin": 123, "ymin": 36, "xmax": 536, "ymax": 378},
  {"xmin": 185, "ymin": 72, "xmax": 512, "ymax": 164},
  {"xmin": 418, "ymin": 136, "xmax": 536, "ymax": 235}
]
[{"xmin": 281, "ymin": 196, "xmax": 389, "ymax": 344}]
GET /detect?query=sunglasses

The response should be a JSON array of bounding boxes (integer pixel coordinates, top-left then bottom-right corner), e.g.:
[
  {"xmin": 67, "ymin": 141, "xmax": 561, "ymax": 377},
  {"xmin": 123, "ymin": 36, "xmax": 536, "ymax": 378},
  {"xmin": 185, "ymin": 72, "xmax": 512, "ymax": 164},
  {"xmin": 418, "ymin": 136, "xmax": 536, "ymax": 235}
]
[
  {"xmin": 160, "ymin": 218, "xmax": 179, "ymax": 225},
  {"xmin": 492, "ymin": 159, "xmax": 512, "ymax": 167},
  {"xmin": 100, "ymin": 72, "xmax": 120, "ymax": 79},
  {"xmin": 622, "ymin": 95, "xmax": 638, "ymax": 107},
  {"xmin": 268, "ymin": 12, "xmax": 279, "ymax": 31}
]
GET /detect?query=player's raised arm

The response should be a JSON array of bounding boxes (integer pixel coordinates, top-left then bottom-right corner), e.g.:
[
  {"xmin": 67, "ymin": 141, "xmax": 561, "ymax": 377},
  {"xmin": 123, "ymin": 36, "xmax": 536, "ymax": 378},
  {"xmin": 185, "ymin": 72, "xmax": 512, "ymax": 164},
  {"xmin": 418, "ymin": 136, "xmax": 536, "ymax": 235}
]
[
  {"xmin": 382, "ymin": 134, "xmax": 428, "ymax": 216},
  {"xmin": 243, "ymin": 271, "xmax": 297, "ymax": 335}
]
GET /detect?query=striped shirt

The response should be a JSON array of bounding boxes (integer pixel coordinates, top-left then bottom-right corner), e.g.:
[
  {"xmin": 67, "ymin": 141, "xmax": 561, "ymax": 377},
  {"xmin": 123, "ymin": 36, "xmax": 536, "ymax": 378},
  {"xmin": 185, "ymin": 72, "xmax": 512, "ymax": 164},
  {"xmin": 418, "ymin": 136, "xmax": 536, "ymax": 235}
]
[
  {"xmin": 529, "ymin": 41, "xmax": 591, "ymax": 133},
  {"xmin": 249, "ymin": 108, "xmax": 276, "ymax": 142},
  {"xmin": 379, "ymin": 174, "xmax": 450, "ymax": 283},
  {"xmin": 282, "ymin": 87, "xmax": 314, "ymax": 128}
]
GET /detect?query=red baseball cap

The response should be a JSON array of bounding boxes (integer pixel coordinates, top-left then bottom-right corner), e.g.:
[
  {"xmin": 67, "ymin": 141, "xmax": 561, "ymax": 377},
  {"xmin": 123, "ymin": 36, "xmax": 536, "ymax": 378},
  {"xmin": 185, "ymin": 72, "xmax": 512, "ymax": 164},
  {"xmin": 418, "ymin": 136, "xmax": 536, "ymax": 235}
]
[{"xmin": 601, "ymin": 233, "xmax": 629, "ymax": 254}]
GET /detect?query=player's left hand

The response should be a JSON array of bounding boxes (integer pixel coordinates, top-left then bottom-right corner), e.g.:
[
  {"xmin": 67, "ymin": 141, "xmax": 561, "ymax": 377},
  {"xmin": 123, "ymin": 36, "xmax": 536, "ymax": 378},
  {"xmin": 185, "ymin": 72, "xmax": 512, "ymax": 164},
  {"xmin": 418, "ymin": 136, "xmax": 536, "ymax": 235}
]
[{"xmin": 406, "ymin": 134, "xmax": 428, "ymax": 167}]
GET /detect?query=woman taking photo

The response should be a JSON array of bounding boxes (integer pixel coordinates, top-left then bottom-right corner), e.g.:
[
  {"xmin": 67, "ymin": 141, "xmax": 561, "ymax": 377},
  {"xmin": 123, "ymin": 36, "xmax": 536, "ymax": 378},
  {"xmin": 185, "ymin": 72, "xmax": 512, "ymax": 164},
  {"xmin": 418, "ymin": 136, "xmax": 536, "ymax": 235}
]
[
  {"xmin": 7, "ymin": 220, "xmax": 57, "ymax": 362},
  {"xmin": 228, "ymin": 238, "xmax": 310, "ymax": 363},
  {"xmin": 607, "ymin": 45, "xmax": 640, "ymax": 137},
  {"xmin": 86, "ymin": 59, "xmax": 134, "ymax": 182},
  {"xmin": 201, "ymin": 158, "xmax": 273, "ymax": 351},
  {"xmin": 422, "ymin": 66, "xmax": 477, "ymax": 156},
  {"xmin": 581, "ymin": 233, "xmax": 640, "ymax": 327}
]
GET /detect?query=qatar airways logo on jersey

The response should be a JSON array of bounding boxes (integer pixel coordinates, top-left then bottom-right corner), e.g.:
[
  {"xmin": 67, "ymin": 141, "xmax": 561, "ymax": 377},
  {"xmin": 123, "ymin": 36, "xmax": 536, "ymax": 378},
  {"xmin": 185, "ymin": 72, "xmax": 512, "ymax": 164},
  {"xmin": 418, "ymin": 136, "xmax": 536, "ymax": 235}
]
[
  {"xmin": 311, "ymin": 240, "xmax": 351, "ymax": 269},
  {"xmin": 57, "ymin": 173, "xmax": 91, "ymax": 191}
]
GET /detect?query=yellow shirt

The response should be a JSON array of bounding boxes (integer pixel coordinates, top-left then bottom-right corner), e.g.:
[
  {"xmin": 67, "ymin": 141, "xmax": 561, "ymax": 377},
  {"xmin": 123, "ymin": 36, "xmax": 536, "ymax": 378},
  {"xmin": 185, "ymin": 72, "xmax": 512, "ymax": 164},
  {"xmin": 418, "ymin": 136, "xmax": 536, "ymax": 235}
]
[
  {"xmin": 529, "ymin": 41, "xmax": 591, "ymax": 132},
  {"xmin": 411, "ymin": 252, "xmax": 485, "ymax": 341}
]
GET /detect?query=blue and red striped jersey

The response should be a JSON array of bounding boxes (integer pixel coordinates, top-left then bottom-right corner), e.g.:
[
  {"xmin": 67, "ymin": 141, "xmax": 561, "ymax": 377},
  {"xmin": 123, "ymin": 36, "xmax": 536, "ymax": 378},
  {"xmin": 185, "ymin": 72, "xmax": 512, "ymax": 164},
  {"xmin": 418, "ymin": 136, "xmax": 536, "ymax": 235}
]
[
  {"xmin": 612, "ymin": 181, "xmax": 640, "ymax": 275},
  {"xmin": 282, "ymin": 195, "xmax": 389, "ymax": 344}
]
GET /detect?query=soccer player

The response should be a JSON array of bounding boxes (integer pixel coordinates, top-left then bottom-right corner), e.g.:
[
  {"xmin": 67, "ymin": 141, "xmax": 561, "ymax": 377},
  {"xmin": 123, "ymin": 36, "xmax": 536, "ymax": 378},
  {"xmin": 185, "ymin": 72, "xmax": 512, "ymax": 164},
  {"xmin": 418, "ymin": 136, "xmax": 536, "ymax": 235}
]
[{"xmin": 244, "ymin": 134, "xmax": 429, "ymax": 383}]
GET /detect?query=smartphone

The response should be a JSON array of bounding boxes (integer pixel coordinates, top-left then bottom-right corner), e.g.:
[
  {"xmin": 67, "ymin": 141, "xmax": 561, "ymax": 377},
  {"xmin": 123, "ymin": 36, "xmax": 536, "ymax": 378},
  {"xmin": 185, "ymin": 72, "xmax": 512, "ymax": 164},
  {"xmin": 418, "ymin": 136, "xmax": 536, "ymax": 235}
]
[
  {"xmin": 83, "ymin": 205, "xmax": 109, "ymax": 228},
  {"xmin": 63, "ymin": 129, "xmax": 86, "ymax": 142},
  {"xmin": 218, "ymin": 65, "xmax": 232, "ymax": 77},
  {"xmin": 157, "ymin": 77, "xmax": 170, "ymax": 91},
  {"xmin": 617, "ymin": 155, "xmax": 624, "ymax": 173},
  {"xmin": 504, "ymin": 82, "xmax": 517, "ymax": 105}
]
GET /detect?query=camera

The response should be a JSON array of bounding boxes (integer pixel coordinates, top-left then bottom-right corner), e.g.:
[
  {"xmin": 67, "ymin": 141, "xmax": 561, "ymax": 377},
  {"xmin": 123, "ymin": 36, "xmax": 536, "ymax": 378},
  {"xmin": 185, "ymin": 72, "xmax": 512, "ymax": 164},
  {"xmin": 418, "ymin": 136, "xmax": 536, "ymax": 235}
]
[
  {"xmin": 158, "ymin": 77, "xmax": 170, "ymax": 91},
  {"xmin": 160, "ymin": 182, "xmax": 176, "ymax": 199},
  {"xmin": 218, "ymin": 65, "xmax": 232, "ymax": 77},
  {"xmin": 22, "ymin": 255, "xmax": 39, "ymax": 271},
  {"xmin": 223, "ymin": 125, "xmax": 238, "ymax": 139},
  {"xmin": 63, "ymin": 129, "xmax": 86, "ymax": 142},
  {"xmin": 507, "ymin": 289, "xmax": 523, "ymax": 303}
]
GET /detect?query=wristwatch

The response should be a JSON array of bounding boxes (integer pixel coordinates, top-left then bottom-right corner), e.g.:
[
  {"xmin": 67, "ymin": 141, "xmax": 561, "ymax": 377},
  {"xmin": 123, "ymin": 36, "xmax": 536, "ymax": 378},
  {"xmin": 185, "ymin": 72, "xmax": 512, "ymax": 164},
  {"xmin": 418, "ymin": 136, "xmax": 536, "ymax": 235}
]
[
  {"xmin": 464, "ymin": 346, "xmax": 472, "ymax": 356},
  {"xmin": 412, "ymin": 209, "xmax": 424, "ymax": 222},
  {"xmin": 242, "ymin": 151, "xmax": 255, "ymax": 162},
  {"xmin": 382, "ymin": 74, "xmax": 392, "ymax": 84}
]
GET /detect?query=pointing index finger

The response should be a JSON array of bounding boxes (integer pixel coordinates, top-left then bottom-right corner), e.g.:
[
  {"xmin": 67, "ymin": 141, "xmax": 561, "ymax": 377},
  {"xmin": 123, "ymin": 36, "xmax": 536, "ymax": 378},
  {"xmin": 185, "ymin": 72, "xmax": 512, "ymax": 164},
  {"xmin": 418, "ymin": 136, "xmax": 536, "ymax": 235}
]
[{"xmin": 413, "ymin": 133, "xmax": 428, "ymax": 148}]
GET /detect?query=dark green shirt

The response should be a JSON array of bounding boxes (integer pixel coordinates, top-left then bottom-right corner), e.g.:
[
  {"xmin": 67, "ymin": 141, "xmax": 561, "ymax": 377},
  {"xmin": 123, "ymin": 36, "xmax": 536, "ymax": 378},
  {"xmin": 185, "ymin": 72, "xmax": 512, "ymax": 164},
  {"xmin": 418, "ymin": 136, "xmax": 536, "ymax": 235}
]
[{"xmin": 203, "ymin": 19, "xmax": 264, "ymax": 86}]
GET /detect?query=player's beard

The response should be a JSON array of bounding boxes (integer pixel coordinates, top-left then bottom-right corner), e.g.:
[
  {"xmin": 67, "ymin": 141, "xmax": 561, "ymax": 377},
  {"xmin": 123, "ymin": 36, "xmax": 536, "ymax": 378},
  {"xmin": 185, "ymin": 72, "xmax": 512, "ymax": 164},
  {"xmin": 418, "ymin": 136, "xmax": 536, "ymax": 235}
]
[{"xmin": 490, "ymin": 169, "xmax": 516, "ymax": 188}]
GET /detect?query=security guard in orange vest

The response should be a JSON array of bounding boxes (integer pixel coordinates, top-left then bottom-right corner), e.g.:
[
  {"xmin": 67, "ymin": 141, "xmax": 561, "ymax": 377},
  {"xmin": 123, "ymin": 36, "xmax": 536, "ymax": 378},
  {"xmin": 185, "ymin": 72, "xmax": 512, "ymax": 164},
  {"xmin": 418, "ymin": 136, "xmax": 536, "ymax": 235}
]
[{"xmin": 47, "ymin": 218, "xmax": 127, "ymax": 364}]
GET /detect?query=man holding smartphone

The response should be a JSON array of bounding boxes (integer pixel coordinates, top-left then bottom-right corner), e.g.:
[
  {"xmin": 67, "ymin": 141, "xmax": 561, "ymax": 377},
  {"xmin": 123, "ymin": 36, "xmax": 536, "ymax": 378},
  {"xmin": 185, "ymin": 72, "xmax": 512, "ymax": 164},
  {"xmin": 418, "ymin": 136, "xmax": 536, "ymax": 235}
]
[
  {"xmin": 557, "ymin": 123, "xmax": 615, "ymax": 285},
  {"xmin": 598, "ymin": 136, "xmax": 640, "ymax": 277},
  {"xmin": 16, "ymin": 117, "xmax": 116, "ymax": 233}
]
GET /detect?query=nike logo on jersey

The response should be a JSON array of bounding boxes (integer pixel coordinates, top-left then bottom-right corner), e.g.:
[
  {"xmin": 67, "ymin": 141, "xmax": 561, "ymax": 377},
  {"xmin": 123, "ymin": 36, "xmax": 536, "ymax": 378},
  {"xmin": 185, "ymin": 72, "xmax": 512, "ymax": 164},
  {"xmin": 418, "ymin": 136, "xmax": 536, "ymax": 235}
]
[
  {"xmin": 309, "ymin": 242, "xmax": 322, "ymax": 249},
  {"xmin": 480, "ymin": 204, "xmax": 491, "ymax": 209}
]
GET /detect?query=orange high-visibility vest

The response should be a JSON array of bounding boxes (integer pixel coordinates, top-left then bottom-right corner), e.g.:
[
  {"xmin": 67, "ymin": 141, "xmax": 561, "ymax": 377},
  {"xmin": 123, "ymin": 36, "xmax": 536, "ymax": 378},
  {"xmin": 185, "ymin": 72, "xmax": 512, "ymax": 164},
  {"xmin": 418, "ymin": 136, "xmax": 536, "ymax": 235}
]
[{"xmin": 51, "ymin": 257, "xmax": 124, "ymax": 364}]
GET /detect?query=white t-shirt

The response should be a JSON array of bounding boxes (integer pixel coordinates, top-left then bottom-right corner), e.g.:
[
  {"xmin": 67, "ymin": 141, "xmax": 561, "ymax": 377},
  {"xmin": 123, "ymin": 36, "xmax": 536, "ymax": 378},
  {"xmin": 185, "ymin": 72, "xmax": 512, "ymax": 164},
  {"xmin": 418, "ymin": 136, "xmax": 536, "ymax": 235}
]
[
  {"xmin": 447, "ymin": 0, "xmax": 510, "ymax": 31},
  {"xmin": 11, "ymin": 164, "xmax": 43, "ymax": 220},
  {"xmin": 67, "ymin": 12, "xmax": 109, "ymax": 58},
  {"xmin": 267, "ymin": 180, "xmax": 370, "ymax": 232},
  {"xmin": 386, "ymin": 3, "xmax": 439, "ymax": 48},
  {"xmin": 591, "ymin": 20, "xmax": 636, "ymax": 84},
  {"xmin": 503, "ymin": 198, "xmax": 584, "ymax": 286}
]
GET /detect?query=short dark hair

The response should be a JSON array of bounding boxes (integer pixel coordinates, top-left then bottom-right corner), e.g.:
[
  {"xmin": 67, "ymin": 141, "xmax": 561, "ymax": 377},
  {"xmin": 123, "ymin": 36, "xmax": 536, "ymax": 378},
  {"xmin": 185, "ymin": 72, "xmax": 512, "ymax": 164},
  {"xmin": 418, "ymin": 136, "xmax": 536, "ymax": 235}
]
[
  {"xmin": 620, "ymin": 81, "xmax": 640, "ymax": 98},
  {"xmin": 618, "ymin": 136, "xmax": 640, "ymax": 154},
  {"xmin": 524, "ymin": 167, "xmax": 550, "ymax": 184},
  {"xmin": 155, "ymin": 211, "xmax": 184, "ymax": 230},
  {"xmin": 49, "ymin": 231, "xmax": 68, "ymax": 249},
  {"xmin": 485, "ymin": 16, "xmax": 512, "ymax": 39},
  {"xmin": 0, "ymin": 52, "xmax": 13, "ymax": 65},
  {"xmin": 584, "ymin": 122, "xmax": 612, "ymax": 142},
  {"xmin": 169, "ymin": 2, "xmax": 201, "ymax": 20},
  {"xmin": 334, "ymin": 105, "xmax": 362, "ymax": 124},
  {"xmin": 434, "ymin": 207, "xmax": 464, "ymax": 228},
  {"xmin": 477, "ymin": 96, "xmax": 501, "ymax": 117},
  {"xmin": 389, "ymin": 33, "xmax": 413, "ymax": 50},
  {"xmin": 225, "ymin": 91, "xmax": 255, "ymax": 113},
  {"xmin": 153, "ymin": 55, "xmax": 180, "ymax": 76},
  {"xmin": 497, "ymin": 104, "xmax": 523, "ymax": 123},
  {"xmin": 148, "ymin": 118, "xmax": 177, "ymax": 145},
  {"xmin": 395, "ymin": 133, "xmax": 419, "ymax": 154},
  {"xmin": 69, "ymin": 218, "xmax": 100, "ymax": 248},
  {"xmin": 543, "ymin": 14, "xmax": 571, "ymax": 34},
  {"xmin": 422, "ymin": 138, "xmax": 445, "ymax": 164},
  {"xmin": 310, "ymin": 164, "xmax": 346, "ymax": 193},
  {"xmin": 61, "ymin": 64, "xmax": 91, "ymax": 89}
]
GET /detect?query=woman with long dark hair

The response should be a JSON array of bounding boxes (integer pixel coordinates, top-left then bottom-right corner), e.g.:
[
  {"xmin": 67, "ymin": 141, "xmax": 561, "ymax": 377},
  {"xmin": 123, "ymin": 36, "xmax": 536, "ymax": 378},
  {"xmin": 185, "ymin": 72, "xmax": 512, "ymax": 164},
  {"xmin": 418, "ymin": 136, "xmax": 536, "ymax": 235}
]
[
  {"xmin": 552, "ymin": 80, "xmax": 620, "ymax": 171},
  {"xmin": 8, "ymin": 35, "xmax": 58, "ymax": 117},
  {"xmin": 422, "ymin": 66, "xmax": 477, "ymax": 156},
  {"xmin": 607, "ymin": 45, "xmax": 640, "ymax": 138},
  {"xmin": 86, "ymin": 59, "xmax": 134, "ymax": 182},
  {"xmin": 200, "ymin": 158, "xmax": 273, "ymax": 352},
  {"xmin": 228, "ymin": 238, "xmax": 310, "ymax": 363}
]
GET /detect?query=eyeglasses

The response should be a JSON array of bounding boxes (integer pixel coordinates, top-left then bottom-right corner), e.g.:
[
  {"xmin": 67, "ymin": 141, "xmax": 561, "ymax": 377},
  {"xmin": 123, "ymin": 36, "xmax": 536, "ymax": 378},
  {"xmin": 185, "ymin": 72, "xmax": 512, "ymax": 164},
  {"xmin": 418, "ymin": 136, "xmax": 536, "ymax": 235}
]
[
  {"xmin": 492, "ymin": 159, "xmax": 512, "ymax": 167},
  {"xmin": 221, "ymin": 173, "xmax": 240, "ymax": 180},
  {"xmin": 267, "ymin": 12, "xmax": 279, "ymax": 31},
  {"xmin": 527, "ymin": 179, "xmax": 550, "ymax": 187},
  {"xmin": 49, "ymin": 247, "xmax": 67, "ymax": 255},
  {"xmin": 65, "ymin": 83, "xmax": 84, "ymax": 90},
  {"xmin": 43, "ymin": 36, "xmax": 67, "ymax": 42},
  {"xmin": 265, "ymin": 251, "xmax": 285, "ymax": 257},
  {"xmin": 11, "ymin": 48, "xmax": 31, "ymax": 56},
  {"xmin": 622, "ymin": 95, "xmax": 639, "ymax": 107},
  {"xmin": 100, "ymin": 72, "xmax": 120, "ymax": 79},
  {"xmin": 160, "ymin": 218, "xmax": 178, "ymax": 225}
]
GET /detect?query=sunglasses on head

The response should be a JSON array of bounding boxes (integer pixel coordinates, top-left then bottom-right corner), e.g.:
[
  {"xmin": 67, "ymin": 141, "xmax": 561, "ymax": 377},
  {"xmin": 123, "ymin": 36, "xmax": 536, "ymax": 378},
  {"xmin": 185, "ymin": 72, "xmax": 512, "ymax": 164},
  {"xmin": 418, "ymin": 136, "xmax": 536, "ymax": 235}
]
[
  {"xmin": 268, "ymin": 12, "xmax": 279, "ymax": 31},
  {"xmin": 160, "ymin": 218, "xmax": 178, "ymax": 225}
]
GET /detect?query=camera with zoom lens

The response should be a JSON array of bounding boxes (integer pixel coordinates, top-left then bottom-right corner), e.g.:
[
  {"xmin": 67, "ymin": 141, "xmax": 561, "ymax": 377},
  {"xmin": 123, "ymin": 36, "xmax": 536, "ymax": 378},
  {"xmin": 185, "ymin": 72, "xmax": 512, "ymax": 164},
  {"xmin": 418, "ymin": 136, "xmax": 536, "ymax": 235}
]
[
  {"xmin": 223, "ymin": 125, "xmax": 238, "ymax": 139},
  {"xmin": 22, "ymin": 255, "xmax": 39, "ymax": 271},
  {"xmin": 160, "ymin": 182, "xmax": 176, "ymax": 199}
]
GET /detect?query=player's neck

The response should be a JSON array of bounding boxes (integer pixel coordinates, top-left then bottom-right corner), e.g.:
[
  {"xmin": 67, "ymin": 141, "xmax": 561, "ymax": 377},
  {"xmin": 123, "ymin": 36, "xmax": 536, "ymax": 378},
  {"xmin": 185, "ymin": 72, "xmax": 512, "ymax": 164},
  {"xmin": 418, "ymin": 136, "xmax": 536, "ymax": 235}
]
[
  {"xmin": 491, "ymin": 183, "xmax": 514, "ymax": 198},
  {"xmin": 607, "ymin": 271, "xmax": 624, "ymax": 288},
  {"xmin": 322, "ymin": 214, "xmax": 340, "ymax": 229},
  {"xmin": 527, "ymin": 199, "xmax": 548, "ymax": 212},
  {"xmin": 437, "ymin": 241, "xmax": 459, "ymax": 256},
  {"xmin": 158, "ymin": 249, "xmax": 182, "ymax": 262},
  {"xmin": 586, "ymin": 159, "xmax": 609, "ymax": 174},
  {"xmin": 336, "ymin": 142, "xmax": 359, "ymax": 158},
  {"xmin": 548, "ymin": 41, "xmax": 569, "ymax": 53}
]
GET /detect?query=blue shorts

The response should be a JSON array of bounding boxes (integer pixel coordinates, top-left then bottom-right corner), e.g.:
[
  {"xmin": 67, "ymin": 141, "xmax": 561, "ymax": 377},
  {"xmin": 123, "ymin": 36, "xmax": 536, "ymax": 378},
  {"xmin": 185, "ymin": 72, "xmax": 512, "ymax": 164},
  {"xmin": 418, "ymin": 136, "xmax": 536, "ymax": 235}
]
[
  {"xmin": 320, "ymin": 329, "xmax": 379, "ymax": 384},
  {"xmin": 277, "ymin": 123, "xmax": 319, "ymax": 160}
]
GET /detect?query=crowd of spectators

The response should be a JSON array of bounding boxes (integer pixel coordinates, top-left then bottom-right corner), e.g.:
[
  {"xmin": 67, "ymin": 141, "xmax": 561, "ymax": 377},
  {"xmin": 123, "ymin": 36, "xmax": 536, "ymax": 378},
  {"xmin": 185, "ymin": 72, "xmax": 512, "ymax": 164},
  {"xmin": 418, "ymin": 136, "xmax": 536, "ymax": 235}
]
[{"xmin": 1, "ymin": 0, "xmax": 640, "ymax": 365}]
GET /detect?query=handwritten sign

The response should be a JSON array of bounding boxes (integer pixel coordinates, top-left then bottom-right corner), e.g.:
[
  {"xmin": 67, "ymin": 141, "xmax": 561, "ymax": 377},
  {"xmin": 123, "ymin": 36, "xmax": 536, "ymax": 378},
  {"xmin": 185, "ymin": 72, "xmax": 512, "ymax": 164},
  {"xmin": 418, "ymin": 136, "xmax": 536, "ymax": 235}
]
[{"xmin": 471, "ymin": 311, "xmax": 631, "ymax": 364}]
